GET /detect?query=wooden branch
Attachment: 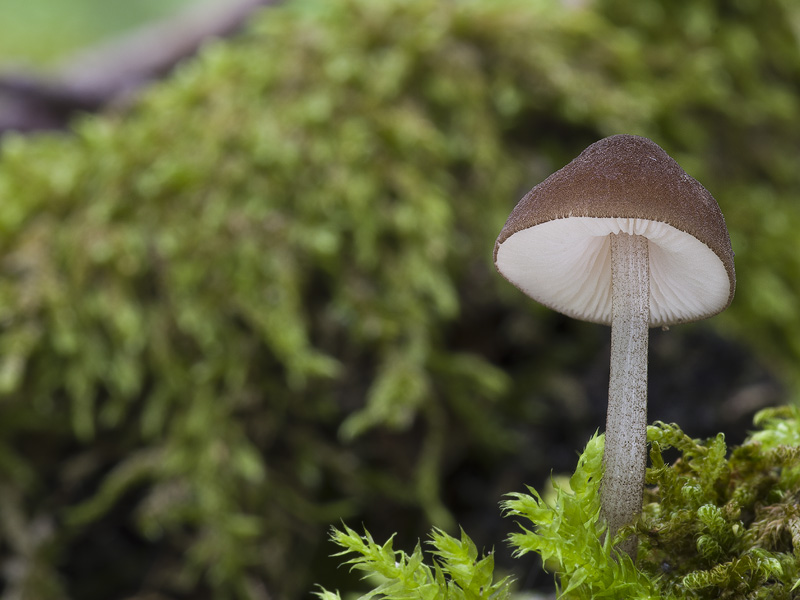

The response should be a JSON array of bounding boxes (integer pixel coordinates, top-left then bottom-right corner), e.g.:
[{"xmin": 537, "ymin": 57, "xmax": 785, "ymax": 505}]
[{"xmin": 0, "ymin": 0, "xmax": 280, "ymax": 135}]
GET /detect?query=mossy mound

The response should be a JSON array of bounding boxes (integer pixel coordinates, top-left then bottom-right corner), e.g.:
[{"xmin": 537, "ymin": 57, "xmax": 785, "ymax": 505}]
[{"xmin": 323, "ymin": 407, "xmax": 800, "ymax": 599}]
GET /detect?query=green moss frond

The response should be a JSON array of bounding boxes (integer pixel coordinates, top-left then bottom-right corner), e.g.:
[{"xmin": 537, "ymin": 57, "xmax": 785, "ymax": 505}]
[
  {"xmin": 503, "ymin": 434, "xmax": 667, "ymax": 600},
  {"xmin": 317, "ymin": 524, "xmax": 511, "ymax": 600},
  {"xmin": 497, "ymin": 411, "xmax": 800, "ymax": 599}
]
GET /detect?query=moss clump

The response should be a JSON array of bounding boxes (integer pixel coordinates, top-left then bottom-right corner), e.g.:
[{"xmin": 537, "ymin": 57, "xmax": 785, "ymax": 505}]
[
  {"xmin": 636, "ymin": 408, "xmax": 800, "ymax": 598},
  {"xmin": 506, "ymin": 408, "xmax": 800, "ymax": 598},
  {"xmin": 323, "ymin": 408, "xmax": 800, "ymax": 598}
]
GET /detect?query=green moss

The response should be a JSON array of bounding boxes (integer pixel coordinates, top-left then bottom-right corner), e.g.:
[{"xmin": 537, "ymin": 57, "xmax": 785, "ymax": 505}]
[
  {"xmin": 315, "ymin": 525, "xmax": 511, "ymax": 600},
  {"xmin": 323, "ymin": 408, "xmax": 800, "ymax": 598},
  {"xmin": 504, "ymin": 434, "xmax": 665, "ymax": 599},
  {"xmin": 637, "ymin": 408, "xmax": 800, "ymax": 598},
  {"xmin": 1, "ymin": 0, "xmax": 800, "ymax": 597}
]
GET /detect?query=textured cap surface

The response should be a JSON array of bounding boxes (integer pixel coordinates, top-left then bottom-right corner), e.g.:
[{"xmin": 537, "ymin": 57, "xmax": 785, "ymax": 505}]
[{"xmin": 494, "ymin": 135, "xmax": 736, "ymax": 326}]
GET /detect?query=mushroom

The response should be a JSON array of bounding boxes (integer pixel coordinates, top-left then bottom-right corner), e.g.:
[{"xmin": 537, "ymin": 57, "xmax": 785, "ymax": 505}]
[{"xmin": 493, "ymin": 134, "xmax": 735, "ymax": 556}]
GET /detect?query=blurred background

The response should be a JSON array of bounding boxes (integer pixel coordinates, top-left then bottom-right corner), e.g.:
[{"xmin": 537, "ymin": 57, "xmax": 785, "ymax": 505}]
[
  {"xmin": 0, "ymin": 0, "xmax": 196, "ymax": 66},
  {"xmin": 0, "ymin": 0, "xmax": 798, "ymax": 598}
]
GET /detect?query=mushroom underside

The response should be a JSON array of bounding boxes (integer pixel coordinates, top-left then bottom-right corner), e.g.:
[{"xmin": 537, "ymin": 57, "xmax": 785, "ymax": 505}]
[{"xmin": 495, "ymin": 216, "xmax": 730, "ymax": 327}]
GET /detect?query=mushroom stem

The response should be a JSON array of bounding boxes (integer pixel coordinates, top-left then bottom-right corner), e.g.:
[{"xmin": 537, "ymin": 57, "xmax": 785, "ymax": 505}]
[{"xmin": 602, "ymin": 232, "xmax": 649, "ymax": 558}]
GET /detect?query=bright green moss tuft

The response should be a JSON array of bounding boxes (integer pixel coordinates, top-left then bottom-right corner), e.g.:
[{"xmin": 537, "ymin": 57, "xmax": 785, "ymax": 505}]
[
  {"xmin": 316, "ymin": 525, "xmax": 512, "ymax": 600},
  {"xmin": 323, "ymin": 409, "xmax": 800, "ymax": 598}
]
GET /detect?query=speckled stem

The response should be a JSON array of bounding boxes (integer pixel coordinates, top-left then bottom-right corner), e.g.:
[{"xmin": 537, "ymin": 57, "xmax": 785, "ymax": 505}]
[{"xmin": 602, "ymin": 232, "xmax": 649, "ymax": 558}]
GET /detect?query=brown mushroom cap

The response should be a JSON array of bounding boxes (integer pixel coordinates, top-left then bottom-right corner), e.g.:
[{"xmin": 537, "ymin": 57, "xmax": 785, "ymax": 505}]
[{"xmin": 494, "ymin": 134, "xmax": 736, "ymax": 327}]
